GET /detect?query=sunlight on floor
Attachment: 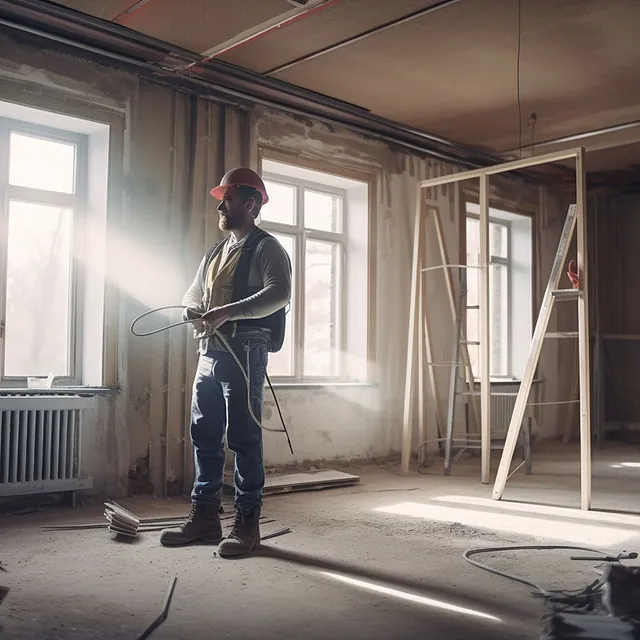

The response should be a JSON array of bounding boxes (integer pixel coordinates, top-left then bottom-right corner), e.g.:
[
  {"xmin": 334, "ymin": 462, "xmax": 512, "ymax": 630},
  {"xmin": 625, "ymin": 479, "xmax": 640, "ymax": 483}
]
[
  {"xmin": 374, "ymin": 502, "xmax": 636, "ymax": 547},
  {"xmin": 321, "ymin": 572, "xmax": 502, "ymax": 622},
  {"xmin": 431, "ymin": 495, "xmax": 640, "ymax": 526}
]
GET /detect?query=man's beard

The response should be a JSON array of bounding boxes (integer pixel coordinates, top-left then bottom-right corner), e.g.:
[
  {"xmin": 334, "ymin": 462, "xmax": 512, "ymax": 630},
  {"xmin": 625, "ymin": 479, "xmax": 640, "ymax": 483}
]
[{"xmin": 218, "ymin": 211, "xmax": 240, "ymax": 231}]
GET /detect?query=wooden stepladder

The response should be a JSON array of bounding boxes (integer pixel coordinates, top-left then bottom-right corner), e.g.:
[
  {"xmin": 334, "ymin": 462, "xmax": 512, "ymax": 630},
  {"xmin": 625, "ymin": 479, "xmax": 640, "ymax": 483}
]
[
  {"xmin": 401, "ymin": 201, "xmax": 480, "ymax": 474},
  {"xmin": 492, "ymin": 203, "xmax": 593, "ymax": 509}
]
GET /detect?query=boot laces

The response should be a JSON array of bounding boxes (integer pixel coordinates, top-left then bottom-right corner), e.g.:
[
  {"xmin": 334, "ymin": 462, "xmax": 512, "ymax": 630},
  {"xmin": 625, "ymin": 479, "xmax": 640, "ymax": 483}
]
[
  {"xmin": 182, "ymin": 502, "xmax": 199, "ymax": 528},
  {"xmin": 229, "ymin": 508, "xmax": 248, "ymax": 540}
]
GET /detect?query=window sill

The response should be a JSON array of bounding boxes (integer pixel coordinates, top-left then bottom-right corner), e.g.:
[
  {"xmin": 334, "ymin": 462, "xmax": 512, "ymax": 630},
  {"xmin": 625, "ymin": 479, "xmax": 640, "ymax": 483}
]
[
  {"xmin": 266, "ymin": 381, "xmax": 378, "ymax": 390},
  {"xmin": 0, "ymin": 386, "xmax": 116, "ymax": 397}
]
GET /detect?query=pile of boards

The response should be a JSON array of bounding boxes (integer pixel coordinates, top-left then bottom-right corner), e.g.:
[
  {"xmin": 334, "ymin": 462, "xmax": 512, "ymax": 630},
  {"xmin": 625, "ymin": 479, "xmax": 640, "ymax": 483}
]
[{"xmin": 42, "ymin": 501, "xmax": 285, "ymax": 540}]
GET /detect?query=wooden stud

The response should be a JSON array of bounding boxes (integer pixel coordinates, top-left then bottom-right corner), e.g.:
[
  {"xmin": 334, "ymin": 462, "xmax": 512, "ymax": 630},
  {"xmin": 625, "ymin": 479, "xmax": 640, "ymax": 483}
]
[
  {"xmin": 575, "ymin": 147, "xmax": 592, "ymax": 510},
  {"xmin": 479, "ymin": 175, "xmax": 491, "ymax": 484},
  {"xmin": 401, "ymin": 192, "xmax": 424, "ymax": 473},
  {"xmin": 420, "ymin": 148, "xmax": 586, "ymax": 188},
  {"xmin": 417, "ymin": 266, "xmax": 426, "ymax": 464}
]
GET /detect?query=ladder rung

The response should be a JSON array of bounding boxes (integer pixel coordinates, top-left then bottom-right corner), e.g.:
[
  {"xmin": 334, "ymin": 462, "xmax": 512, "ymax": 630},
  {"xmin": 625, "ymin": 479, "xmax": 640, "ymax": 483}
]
[
  {"xmin": 552, "ymin": 289, "xmax": 581, "ymax": 300},
  {"xmin": 461, "ymin": 340, "xmax": 480, "ymax": 345},
  {"xmin": 546, "ymin": 331, "xmax": 578, "ymax": 339},
  {"xmin": 467, "ymin": 305, "xmax": 480, "ymax": 310}
]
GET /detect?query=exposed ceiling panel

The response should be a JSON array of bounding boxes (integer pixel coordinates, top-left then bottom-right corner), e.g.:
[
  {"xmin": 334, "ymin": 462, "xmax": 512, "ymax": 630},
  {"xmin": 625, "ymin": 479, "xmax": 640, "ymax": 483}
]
[
  {"xmin": 272, "ymin": 0, "xmax": 640, "ymax": 153},
  {"xmin": 52, "ymin": 0, "xmax": 295, "ymax": 53},
  {"xmin": 52, "ymin": 0, "xmax": 137, "ymax": 21},
  {"xmin": 117, "ymin": 0, "xmax": 294, "ymax": 53},
  {"xmin": 218, "ymin": 0, "xmax": 440, "ymax": 73}
]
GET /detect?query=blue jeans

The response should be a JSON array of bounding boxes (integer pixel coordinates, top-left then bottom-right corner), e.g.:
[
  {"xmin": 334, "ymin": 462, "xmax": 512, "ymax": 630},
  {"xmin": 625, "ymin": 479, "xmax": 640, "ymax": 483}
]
[{"xmin": 190, "ymin": 339, "xmax": 267, "ymax": 511}]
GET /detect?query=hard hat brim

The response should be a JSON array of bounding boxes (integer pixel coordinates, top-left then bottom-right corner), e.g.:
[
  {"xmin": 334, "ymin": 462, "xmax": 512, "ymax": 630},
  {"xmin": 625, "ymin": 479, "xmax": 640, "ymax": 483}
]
[{"xmin": 210, "ymin": 183, "xmax": 269, "ymax": 204}]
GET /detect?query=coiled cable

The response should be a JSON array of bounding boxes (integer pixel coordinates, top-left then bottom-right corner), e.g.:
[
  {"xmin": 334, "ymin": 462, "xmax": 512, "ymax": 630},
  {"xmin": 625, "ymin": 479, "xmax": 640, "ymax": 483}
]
[{"xmin": 131, "ymin": 305, "xmax": 294, "ymax": 454}]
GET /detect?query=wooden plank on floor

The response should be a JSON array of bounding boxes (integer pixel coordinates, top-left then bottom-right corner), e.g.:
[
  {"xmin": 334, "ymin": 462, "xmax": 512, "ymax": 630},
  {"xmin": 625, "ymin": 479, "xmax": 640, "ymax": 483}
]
[{"xmin": 263, "ymin": 470, "xmax": 360, "ymax": 495}]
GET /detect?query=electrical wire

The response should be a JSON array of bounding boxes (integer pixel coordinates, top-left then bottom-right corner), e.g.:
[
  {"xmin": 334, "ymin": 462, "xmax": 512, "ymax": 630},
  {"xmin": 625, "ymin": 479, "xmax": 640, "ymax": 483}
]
[
  {"xmin": 516, "ymin": 0, "xmax": 523, "ymax": 156},
  {"xmin": 130, "ymin": 305, "xmax": 294, "ymax": 454},
  {"xmin": 463, "ymin": 544, "xmax": 613, "ymax": 598}
]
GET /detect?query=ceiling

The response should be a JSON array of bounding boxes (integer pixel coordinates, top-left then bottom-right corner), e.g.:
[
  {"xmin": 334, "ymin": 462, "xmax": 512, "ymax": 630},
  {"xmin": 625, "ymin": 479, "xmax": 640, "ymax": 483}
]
[{"xmin": 50, "ymin": 0, "xmax": 640, "ymax": 173}]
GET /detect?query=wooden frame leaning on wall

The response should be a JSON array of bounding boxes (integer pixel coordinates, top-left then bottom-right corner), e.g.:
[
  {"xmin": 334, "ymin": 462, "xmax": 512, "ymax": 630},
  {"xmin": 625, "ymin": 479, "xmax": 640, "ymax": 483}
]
[{"xmin": 402, "ymin": 147, "xmax": 592, "ymax": 510}]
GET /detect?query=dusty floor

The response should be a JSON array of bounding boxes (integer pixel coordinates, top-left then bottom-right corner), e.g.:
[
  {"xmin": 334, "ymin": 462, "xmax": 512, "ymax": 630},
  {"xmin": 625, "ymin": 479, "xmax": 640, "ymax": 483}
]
[{"xmin": 2, "ymin": 446, "xmax": 640, "ymax": 639}]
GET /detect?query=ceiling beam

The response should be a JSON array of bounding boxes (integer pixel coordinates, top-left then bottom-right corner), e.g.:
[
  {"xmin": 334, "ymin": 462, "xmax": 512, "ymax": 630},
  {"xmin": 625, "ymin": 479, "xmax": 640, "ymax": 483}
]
[
  {"xmin": 502, "ymin": 120, "xmax": 640, "ymax": 158},
  {"xmin": 265, "ymin": 0, "xmax": 463, "ymax": 76}
]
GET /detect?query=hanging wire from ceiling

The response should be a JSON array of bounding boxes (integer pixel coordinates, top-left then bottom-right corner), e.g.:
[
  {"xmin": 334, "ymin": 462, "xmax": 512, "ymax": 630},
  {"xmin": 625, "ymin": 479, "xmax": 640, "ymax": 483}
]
[{"xmin": 516, "ymin": 0, "xmax": 523, "ymax": 157}]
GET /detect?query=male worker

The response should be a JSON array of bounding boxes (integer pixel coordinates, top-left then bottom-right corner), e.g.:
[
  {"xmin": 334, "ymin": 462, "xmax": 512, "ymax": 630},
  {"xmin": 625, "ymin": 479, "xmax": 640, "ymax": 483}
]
[{"xmin": 160, "ymin": 167, "xmax": 291, "ymax": 558}]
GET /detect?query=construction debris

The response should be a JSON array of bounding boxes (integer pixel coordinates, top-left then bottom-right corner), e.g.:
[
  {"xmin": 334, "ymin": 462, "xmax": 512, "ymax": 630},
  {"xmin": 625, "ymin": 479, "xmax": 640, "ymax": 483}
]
[
  {"xmin": 105, "ymin": 501, "xmax": 140, "ymax": 537},
  {"xmin": 41, "ymin": 502, "xmax": 288, "ymax": 542}
]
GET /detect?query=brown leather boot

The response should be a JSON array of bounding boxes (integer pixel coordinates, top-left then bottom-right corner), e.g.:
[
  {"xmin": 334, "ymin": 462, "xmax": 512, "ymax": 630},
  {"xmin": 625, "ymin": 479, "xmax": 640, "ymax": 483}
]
[
  {"xmin": 217, "ymin": 505, "xmax": 261, "ymax": 558},
  {"xmin": 160, "ymin": 502, "xmax": 222, "ymax": 547}
]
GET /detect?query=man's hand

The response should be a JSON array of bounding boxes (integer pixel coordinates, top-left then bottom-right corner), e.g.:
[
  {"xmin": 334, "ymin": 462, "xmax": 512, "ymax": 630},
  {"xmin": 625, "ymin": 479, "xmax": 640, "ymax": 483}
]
[{"xmin": 200, "ymin": 307, "xmax": 231, "ymax": 331}]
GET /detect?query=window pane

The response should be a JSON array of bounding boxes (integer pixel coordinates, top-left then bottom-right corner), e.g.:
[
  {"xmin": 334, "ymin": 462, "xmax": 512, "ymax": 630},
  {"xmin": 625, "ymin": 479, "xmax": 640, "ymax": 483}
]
[
  {"xmin": 304, "ymin": 190, "xmax": 342, "ymax": 233},
  {"xmin": 304, "ymin": 240, "xmax": 340, "ymax": 377},
  {"xmin": 466, "ymin": 218, "xmax": 480, "ymax": 266},
  {"xmin": 266, "ymin": 233, "xmax": 295, "ymax": 377},
  {"xmin": 261, "ymin": 180, "xmax": 296, "ymax": 225},
  {"xmin": 490, "ymin": 222, "xmax": 508, "ymax": 259},
  {"xmin": 4, "ymin": 201, "xmax": 73, "ymax": 377},
  {"xmin": 490, "ymin": 263, "xmax": 509, "ymax": 376},
  {"xmin": 9, "ymin": 132, "xmax": 76, "ymax": 194}
]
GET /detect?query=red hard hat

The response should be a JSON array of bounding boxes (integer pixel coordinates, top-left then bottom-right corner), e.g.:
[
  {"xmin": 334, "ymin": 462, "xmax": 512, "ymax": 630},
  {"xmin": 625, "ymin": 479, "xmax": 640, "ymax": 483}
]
[{"xmin": 210, "ymin": 167, "xmax": 269, "ymax": 205}]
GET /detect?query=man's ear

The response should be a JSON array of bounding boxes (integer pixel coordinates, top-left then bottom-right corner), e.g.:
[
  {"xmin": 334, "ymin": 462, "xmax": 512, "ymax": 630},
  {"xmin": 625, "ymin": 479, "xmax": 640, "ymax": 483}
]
[{"xmin": 245, "ymin": 196, "xmax": 257, "ymax": 216}]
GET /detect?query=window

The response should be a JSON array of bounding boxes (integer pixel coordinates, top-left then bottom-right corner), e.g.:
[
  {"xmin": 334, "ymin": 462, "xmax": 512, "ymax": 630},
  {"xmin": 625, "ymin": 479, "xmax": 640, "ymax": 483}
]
[
  {"xmin": 0, "ymin": 119, "xmax": 86, "ymax": 383},
  {"xmin": 259, "ymin": 159, "xmax": 369, "ymax": 381},
  {"xmin": 465, "ymin": 202, "xmax": 533, "ymax": 381}
]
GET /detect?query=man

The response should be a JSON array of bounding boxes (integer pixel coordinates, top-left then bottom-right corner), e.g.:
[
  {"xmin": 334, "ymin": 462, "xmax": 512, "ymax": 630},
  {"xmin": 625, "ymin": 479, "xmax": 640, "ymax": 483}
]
[{"xmin": 160, "ymin": 167, "xmax": 291, "ymax": 558}]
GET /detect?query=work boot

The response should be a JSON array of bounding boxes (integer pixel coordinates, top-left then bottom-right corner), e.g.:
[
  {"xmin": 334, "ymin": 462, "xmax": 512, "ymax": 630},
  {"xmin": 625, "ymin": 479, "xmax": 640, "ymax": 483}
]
[
  {"xmin": 159, "ymin": 501, "xmax": 222, "ymax": 547},
  {"xmin": 217, "ymin": 505, "xmax": 261, "ymax": 558}
]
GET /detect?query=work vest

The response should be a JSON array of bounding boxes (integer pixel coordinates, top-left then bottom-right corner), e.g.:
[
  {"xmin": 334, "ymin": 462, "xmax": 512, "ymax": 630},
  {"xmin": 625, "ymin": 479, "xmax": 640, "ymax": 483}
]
[{"xmin": 203, "ymin": 227, "xmax": 289, "ymax": 353}]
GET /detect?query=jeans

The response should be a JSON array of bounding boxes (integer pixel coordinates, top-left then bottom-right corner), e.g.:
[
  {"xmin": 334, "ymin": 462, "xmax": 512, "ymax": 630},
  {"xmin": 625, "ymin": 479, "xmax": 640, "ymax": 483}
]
[{"xmin": 190, "ymin": 339, "xmax": 267, "ymax": 511}]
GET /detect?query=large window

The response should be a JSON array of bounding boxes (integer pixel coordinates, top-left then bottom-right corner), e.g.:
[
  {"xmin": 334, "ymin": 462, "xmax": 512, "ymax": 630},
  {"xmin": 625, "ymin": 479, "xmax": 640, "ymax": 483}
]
[
  {"xmin": 465, "ymin": 202, "xmax": 532, "ymax": 381},
  {"xmin": 259, "ymin": 159, "xmax": 369, "ymax": 381},
  {"xmin": 0, "ymin": 119, "xmax": 86, "ymax": 383}
]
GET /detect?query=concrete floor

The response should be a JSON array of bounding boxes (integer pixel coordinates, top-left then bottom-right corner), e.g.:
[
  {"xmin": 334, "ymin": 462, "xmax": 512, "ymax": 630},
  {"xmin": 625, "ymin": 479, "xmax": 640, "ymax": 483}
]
[{"xmin": 3, "ymin": 445, "xmax": 640, "ymax": 640}]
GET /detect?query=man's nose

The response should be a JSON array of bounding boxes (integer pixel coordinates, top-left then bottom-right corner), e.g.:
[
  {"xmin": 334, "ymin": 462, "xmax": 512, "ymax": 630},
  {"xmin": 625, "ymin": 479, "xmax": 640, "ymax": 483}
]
[{"xmin": 217, "ymin": 201, "xmax": 226, "ymax": 213}]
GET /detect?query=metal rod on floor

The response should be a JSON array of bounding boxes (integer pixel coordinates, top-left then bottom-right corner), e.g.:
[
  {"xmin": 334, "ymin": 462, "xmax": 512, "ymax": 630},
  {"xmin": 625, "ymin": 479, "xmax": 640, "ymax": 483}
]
[{"xmin": 136, "ymin": 577, "xmax": 177, "ymax": 640}]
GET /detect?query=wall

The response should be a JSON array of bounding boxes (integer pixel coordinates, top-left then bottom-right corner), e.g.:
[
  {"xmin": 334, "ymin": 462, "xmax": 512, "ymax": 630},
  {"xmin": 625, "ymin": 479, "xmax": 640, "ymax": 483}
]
[{"xmin": 0, "ymin": 31, "xmax": 571, "ymax": 497}]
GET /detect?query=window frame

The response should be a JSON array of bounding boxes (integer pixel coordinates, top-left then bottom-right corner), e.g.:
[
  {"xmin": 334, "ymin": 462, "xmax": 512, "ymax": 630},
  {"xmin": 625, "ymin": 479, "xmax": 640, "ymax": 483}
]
[
  {"xmin": 0, "ymin": 117, "xmax": 87, "ymax": 386},
  {"xmin": 261, "ymin": 171, "xmax": 348, "ymax": 382},
  {"xmin": 465, "ymin": 212, "xmax": 512, "ymax": 380}
]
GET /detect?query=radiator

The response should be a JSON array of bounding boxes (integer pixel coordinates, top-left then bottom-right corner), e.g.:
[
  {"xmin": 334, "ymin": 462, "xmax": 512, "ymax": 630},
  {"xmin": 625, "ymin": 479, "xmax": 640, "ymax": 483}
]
[
  {"xmin": 465, "ymin": 392, "xmax": 528, "ymax": 437},
  {"xmin": 491, "ymin": 393, "xmax": 519, "ymax": 438},
  {"xmin": 0, "ymin": 395, "xmax": 95, "ymax": 497}
]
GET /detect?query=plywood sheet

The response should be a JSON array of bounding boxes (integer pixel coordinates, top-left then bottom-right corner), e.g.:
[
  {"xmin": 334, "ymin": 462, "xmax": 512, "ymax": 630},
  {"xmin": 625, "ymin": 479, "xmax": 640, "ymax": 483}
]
[
  {"xmin": 263, "ymin": 469, "xmax": 360, "ymax": 495},
  {"xmin": 219, "ymin": 0, "xmax": 437, "ymax": 73},
  {"xmin": 117, "ymin": 0, "xmax": 293, "ymax": 53}
]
